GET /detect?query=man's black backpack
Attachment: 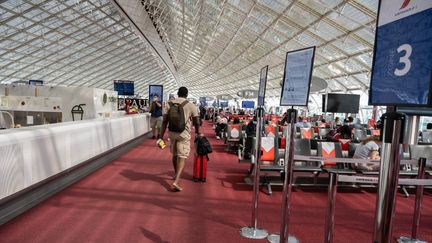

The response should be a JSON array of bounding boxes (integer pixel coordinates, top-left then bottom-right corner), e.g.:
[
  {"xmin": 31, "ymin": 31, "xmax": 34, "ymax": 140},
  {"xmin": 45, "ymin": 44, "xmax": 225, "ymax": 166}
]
[
  {"xmin": 167, "ymin": 100, "xmax": 188, "ymax": 133},
  {"xmin": 195, "ymin": 136, "xmax": 213, "ymax": 155}
]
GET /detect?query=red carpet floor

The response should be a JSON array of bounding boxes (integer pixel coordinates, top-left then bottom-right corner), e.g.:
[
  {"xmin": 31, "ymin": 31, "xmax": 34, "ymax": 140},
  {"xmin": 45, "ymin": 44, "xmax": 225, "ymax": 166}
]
[{"xmin": 0, "ymin": 121, "xmax": 431, "ymax": 243}]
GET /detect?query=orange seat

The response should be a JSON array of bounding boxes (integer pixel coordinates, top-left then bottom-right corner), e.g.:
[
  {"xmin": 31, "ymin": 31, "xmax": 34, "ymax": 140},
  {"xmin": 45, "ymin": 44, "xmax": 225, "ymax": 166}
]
[
  {"xmin": 260, "ymin": 137, "xmax": 275, "ymax": 162},
  {"xmin": 265, "ymin": 125, "xmax": 276, "ymax": 137},
  {"xmin": 227, "ymin": 124, "xmax": 241, "ymax": 139},
  {"xmin": 300, "ymin": 128, "xmax": 312, "ymax": 139},
  {"xmin": 271, "ymin": 116, "xmax": 279, "ymax": 125},
  {"xmin": 321, "ymin": 142, "xmax": 336, "ymax": 165},
  {"xmin": 243, "ymin": 119, "xmax": 251, "ymax": 126},
  {"xmin": 372, "ymin": 129, "xmax": 380, "ymax": 136}
]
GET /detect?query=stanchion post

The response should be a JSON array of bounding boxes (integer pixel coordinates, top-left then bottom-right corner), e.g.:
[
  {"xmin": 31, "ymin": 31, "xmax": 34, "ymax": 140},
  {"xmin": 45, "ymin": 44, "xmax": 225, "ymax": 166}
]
[
  {"xmin": 412, "ymin": 158, "xmax": 426, "ymax": 239},
  {"xmin": 397, "ymin": 157, "xmax": 427, "ymax": 243},
  {"xmin": 373, "ymin": 112, "xmax": 405, "ymax": 243},
  {"xmin": 324, "ymin": 172, "xmax": 338, "ymax": 243},
  {"xmin": 240, "ymin": 107, "xmax": 268, "ymax": 239},
  {"xmin": 267, "ymin": 109, "xmax": 299, "ymax": 243}
]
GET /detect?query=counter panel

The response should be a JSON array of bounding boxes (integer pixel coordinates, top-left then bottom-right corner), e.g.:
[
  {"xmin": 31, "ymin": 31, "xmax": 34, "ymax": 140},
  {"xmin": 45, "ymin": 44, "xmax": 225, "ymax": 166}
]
[{"xmin": 0, "ymin": 114, "xmax": 150, "ymax": 200}]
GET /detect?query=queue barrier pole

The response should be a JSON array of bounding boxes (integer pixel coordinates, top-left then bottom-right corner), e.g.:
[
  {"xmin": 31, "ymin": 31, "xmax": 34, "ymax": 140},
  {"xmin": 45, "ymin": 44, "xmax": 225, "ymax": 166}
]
[
  {"xmin": 397, "ymin": 158, "xmax": 428, "ymax": 243},
  {"xmin": 324, "ymin": 172, "xmax": 338, "ymax": 243},
  {"xmin": 240, "ymin": 107, "xmax": 268, "ymax": 239},
  {"xmin": 323, "ymin": 173, "xmax": 431, "ymax": 243},
  {"xmin": 373, "ymin": 112, "xmax": 405, "ymax": 243},
  {"xmin": 267, "ymin": 109, "xmax": 299, "ymax": 243}
]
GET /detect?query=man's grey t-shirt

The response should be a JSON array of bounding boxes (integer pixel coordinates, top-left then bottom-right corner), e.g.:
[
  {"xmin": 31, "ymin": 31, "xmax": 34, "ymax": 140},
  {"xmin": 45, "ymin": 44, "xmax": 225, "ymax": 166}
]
[{"xmin": 353, "ymin": 141, "xmax": 379, "ymax": 159}]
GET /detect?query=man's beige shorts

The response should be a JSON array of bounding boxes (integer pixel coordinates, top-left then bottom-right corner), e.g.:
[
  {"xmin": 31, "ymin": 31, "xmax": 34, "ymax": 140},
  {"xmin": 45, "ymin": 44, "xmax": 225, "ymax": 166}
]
[
  {"xmin": 150, "ymin": 116, "xmax": 163, "ymax": 129},
  {"xmin": 169, "ymin": 133, "xmax": 191, "ymax": 159}
]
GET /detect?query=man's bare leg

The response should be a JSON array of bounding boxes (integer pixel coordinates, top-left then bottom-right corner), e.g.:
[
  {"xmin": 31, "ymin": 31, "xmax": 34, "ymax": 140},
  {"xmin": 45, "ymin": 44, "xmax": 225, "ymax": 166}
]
[
  {"xmin": 172, "ymin": 156, "xmax": 177, "ymax": 179},
  {"xmin": 172, "ymin": 157, "xmax": 186, "ymax": 191}
]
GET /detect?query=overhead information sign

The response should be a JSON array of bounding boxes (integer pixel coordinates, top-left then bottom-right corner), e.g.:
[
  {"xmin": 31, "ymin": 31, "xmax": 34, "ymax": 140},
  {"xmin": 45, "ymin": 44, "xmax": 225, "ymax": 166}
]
[
  {"xmin": 257, "ymin": 66, "xmax": 268, "ymax": 106},
  {"xmin": 369, "ymin": 1, "xmax": 432, "ymax": 106},
  {"xmin": 280, "ymin": 47, "xmax": 315, "ymax": 106}
]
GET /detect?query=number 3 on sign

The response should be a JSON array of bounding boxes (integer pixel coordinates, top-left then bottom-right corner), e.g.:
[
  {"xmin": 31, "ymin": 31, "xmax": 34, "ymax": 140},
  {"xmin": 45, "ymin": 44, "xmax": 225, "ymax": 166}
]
[{"xmin": 394, "ymin": 44, "xmax": 412, "ymax": 77}]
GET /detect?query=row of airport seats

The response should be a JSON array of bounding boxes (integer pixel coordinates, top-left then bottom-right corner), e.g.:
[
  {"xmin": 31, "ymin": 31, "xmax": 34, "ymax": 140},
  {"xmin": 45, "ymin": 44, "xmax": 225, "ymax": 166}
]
[
  {"xmin": 296, "ymin": 126, "xmax": 380, "ymax": 141},
  {"xmin": 251, "ymin": 124, "xmax": 432, "ymax": 195},
  {"xmin": 210, "ymin": 117, "xmax": 431, "ymax": 196}
]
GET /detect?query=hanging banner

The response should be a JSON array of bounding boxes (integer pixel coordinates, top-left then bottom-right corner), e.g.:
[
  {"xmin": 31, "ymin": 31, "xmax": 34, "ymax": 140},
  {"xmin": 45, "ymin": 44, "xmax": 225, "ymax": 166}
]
[
  {"xmin": 149, "ymin": 85, "xmax": 163, "ymax": 103},
  {"xmin": 369, "ymin": 1, "xmax": 432, "ymax": 106},
  {"xmin": 258, "ymin": 66, "xmax": 268, "ymax": 106},
  {"xmin": 237, "ymin": 90, "xmax": 258, "ymax": 99},
  {"xmin": 280, "ymin": 47, "xmax": 315, "ymax": 106}
]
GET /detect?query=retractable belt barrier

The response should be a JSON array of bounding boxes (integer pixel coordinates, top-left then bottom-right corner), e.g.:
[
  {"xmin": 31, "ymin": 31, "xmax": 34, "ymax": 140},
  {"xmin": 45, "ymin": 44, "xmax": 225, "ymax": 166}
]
[{"xmin": 324, "ymin": 156, "xmax": 431, "ymax": 243}]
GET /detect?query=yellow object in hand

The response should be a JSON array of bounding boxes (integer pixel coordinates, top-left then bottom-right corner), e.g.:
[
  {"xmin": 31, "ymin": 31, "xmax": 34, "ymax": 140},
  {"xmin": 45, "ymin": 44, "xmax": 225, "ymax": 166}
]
[{"xmin": 157, "ymin": 139, "xmax": 166, "ymax": 149}]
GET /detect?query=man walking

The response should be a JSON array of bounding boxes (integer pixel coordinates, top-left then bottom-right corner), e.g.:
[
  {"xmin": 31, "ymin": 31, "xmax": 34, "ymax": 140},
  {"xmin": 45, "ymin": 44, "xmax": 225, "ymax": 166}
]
[{"xmin": 161, "ymin": 87, "xmax": 202, "ymax": 192}]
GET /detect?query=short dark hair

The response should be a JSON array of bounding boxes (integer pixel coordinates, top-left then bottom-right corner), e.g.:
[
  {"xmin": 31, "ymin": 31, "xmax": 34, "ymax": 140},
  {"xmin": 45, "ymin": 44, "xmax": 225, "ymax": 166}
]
[{"xmin": 177, "ymin": 87, "xmax": 188, "ymax": 98}]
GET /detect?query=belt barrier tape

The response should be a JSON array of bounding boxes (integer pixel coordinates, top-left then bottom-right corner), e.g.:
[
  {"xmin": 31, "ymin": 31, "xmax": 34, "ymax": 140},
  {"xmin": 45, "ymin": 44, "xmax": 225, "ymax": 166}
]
[
  {"xmin": 293, "ymin": 155, "xmax": 432, "ymax": 166},
  {"xmin": 338, "ymin": 175, "xmax": 432, "ymax": 186}
]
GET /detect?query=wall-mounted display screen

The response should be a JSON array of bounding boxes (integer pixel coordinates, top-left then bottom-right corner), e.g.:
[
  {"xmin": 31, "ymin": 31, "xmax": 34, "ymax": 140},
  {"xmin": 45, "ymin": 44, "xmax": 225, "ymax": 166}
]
[
  {"xmin": 114, "ymin": 80, "xmax": 134, "ymax": 96},
  {"xmin": 219, "ymin": 101, "xmax": 228, "ymax": 108},
  {"xmin": 258, "ymin": 66, "xmax": 268, "ymax": 106},
  {"xmin": 149, "ymin": 85, "xmax": 163, "ymax": 103},
  {"xmin": 29, "ymin": 80, "xmax": 43, "ymax": 86},
  {"xmin": 322, "ymin": 94, "xmax": 360, "ymax": 113},
  {"xmin": 242, "ymin": 101, "xmax": 255, "ymax": 109}
]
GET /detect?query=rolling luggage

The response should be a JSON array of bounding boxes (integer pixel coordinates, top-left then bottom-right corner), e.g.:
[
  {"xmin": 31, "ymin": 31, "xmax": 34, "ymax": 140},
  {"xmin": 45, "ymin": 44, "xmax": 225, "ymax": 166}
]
[{"xmin": 193, "ymin": 154, "xmax": 208, "ymax": 182}]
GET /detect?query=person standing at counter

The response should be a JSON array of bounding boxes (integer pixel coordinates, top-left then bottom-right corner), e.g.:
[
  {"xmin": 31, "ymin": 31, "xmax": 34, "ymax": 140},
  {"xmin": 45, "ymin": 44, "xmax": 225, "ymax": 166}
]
[
  {"xmin": 149, "ymin": 95, "xmax": 163, "ymax": 139},
  {"xmin": 160, "ymin": 87, "xmax": 202, "ymax": 192}
]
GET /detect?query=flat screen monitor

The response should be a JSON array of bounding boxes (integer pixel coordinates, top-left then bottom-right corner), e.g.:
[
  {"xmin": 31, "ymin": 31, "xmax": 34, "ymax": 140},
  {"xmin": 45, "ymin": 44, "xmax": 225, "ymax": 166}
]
[
  {"xmin": 114, "ymin": 80, "xmax": 134, "ymax": 96},
  {"xmin": 219, "ymin": 101, "xmax": 228, "ymax": 108},
  {"xmin": 396, "ymin": 106, "xmax": 432, "ymax": 116},
  {"xmin": 149, "ymin": 85, "xmax": 163, "ymax": 103},
  {"xmin": 242, "ymin": 101, "xmax": 255, "ymax": 109},
  {"xmin": 258, "ymin": 66, "xmax": 268, "ymax": 106},
  {"xmin": 323, "ymin": 94, "xmax": 360, "ymax": 113},
  {"xmin": 29, "ymin": 80, "xmax": 43, "ymax": 86}
]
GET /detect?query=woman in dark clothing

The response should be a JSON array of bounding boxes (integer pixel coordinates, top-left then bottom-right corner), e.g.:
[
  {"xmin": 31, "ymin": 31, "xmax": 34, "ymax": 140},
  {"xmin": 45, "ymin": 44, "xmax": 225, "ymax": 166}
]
[{"xmin": 330, "ymin": 125, "xmax": 352, "ymax": 141}]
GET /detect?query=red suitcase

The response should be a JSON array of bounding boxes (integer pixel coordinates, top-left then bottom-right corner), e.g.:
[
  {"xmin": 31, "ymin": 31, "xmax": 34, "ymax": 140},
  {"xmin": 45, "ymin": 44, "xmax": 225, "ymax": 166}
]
[{"xmin": 193, "ymin": 154, "xmax": 208, "ymax": 182}]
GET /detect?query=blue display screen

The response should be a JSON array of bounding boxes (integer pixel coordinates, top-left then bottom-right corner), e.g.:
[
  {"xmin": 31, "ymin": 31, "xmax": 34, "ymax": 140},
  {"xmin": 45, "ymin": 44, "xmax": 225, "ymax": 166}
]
[
  {"xmin": 29, "ymin": 80, "xmax": 43, "ymax": 86},
  {"xmin": 149, "ymin": 85, "xmax": 163, "ymax": 103},
  {"xmin": 219, "ymin": 101, "xmax": 228, "ymax": 108},
  {"xmin": 242, "ymin": 101, "xmax": 255, "ymax": 109},
  {"xmin": 114, "ymin": 80, "xmax": 134, "ymax": 96}
]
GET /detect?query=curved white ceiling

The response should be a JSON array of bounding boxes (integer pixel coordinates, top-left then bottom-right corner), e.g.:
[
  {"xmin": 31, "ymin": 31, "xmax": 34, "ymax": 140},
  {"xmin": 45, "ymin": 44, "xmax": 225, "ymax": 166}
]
[
  {"xmin": 0, "ymin": 0, "xmax": 378, "ymax": 99},
  {"xmin": 139, "ymin": 0, "xmax": 378, "ymax": 98}
]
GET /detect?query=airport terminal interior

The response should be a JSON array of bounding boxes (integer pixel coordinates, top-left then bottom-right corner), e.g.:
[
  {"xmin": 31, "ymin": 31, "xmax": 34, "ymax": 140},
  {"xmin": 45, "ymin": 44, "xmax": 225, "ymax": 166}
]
[{"xmin": 0, "ymin": 0, "xmax": 431, "ymax": 242}]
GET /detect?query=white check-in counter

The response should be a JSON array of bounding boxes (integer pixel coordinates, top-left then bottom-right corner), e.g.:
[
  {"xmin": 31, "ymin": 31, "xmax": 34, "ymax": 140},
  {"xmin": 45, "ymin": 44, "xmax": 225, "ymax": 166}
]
[{"xmin": 0, "ymin": 113, "xmax": 150, "ymax": 201}]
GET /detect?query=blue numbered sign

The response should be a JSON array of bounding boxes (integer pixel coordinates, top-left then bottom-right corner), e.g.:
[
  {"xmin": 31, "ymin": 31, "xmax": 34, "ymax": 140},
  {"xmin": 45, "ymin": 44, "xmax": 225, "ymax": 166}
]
[{"xmin": 369, "ymin": 1, "xmax": 432, "ymax": 106}]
